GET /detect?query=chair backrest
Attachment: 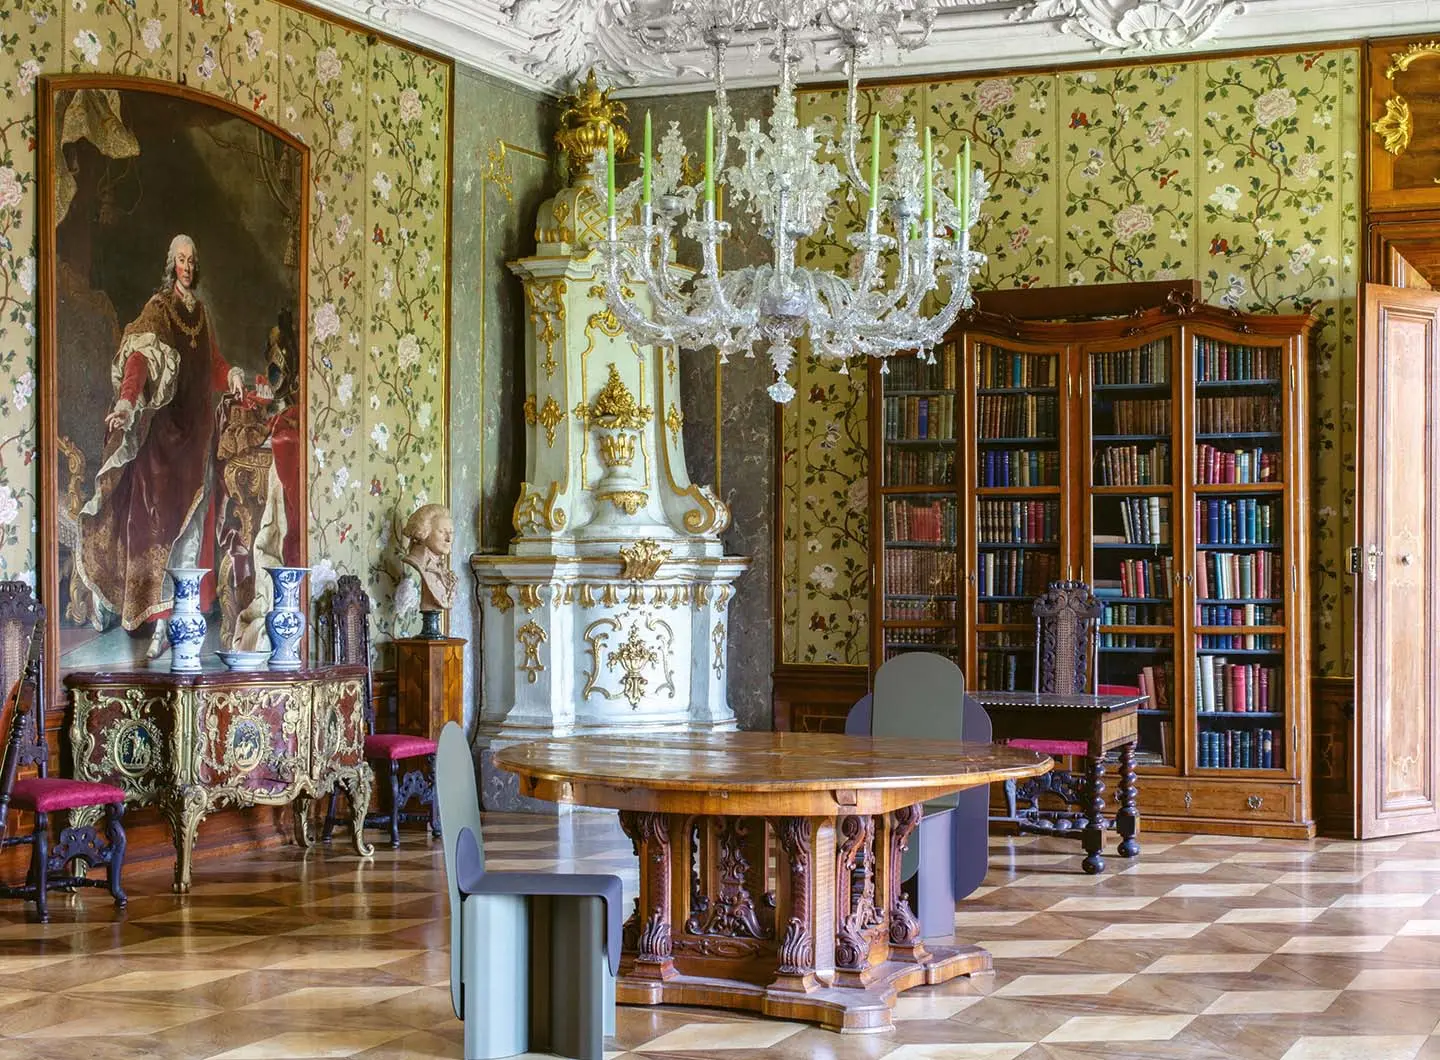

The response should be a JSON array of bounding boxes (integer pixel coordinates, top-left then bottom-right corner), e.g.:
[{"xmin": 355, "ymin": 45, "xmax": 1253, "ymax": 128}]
[
  {"xmin": 872, "ymin": 653, "xmax": 967, "ymax": 741},
  {"xmin": 0, "ymin": 609, "xmax": 45, "ymax": 824},
  {"xmin": 436, "ymin": 720, "xmax": 481, "ymax": 1020},
  {"xmin": 1033, "ymin": 580, "xmax": 1101, "ymax": 695},
  {"xmin": 0, "ymin": 582, "xmax": 44, "ymax": 776},
  {"xmin": 325, "ymin": 575, "xmax": 374, "ymax": 727}
]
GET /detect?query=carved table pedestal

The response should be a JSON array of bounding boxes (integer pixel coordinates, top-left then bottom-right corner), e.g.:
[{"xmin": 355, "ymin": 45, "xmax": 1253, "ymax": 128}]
[{"xmin": 497, "ymin": 732, "xmax": 1050, "ymax": 1032}]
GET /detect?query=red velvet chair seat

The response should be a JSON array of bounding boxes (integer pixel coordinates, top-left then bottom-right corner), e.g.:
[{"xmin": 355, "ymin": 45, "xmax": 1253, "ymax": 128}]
[
  {"xmin": 1007, "ymin": 737, "xmax": 1091, "ymax": 757},
  {"xmin": 11, "ymin": 777, "xmax": 128, "ymax": 814},
  {"xmin": 364, "ymin": 733, "xmax": 438, "ymax": 761}
]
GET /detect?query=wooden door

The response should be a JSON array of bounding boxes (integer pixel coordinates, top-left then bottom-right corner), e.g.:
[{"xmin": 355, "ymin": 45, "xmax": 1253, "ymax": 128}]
[{"xmin": 1357, "ymin": 285, "xmax": 1440, "ymax": 837}]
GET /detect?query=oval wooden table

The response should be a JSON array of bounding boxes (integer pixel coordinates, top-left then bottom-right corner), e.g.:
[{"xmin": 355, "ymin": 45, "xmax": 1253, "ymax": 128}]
[{"xmin": 495, "ymin": 732, "xmax": 1051, "ymax": 1033}]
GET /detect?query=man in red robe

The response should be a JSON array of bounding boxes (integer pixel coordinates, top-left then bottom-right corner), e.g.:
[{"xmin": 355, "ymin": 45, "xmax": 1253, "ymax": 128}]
[{"xmin": 76, "ymin": 234, "xmax": 244, "ymax": 657}]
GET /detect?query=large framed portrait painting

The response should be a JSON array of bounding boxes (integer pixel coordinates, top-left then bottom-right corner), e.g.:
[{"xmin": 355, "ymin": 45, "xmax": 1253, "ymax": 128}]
[{"xmin": 39, "ymin": 76, "xmax": 309, "ymax": 682}]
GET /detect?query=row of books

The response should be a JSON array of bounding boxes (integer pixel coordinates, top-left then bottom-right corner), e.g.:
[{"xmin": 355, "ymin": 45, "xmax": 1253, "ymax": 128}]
[
  {"xmin": 885, "ymin": 627, "xmax": 957, "ymax": 647},
  {"xmin": 1196, "ymin": 656, "xmax": 1279, "ymax": 713},
  {"xmin": 1110, "ymin": 398, "xmax": 1172, "ymax": 435},
  {"xmin": 1195, "ymin": 444, "xmax": 1281, "ymax": 484},
  {"xmin": 883, "ymin": 548, "xmax": 957, "ymax": 596},
  {"xmin": 1199, "ymin": 729, "xmax": 1278, "ymax": 769},
  {"xmin": 1099, "ymin": 633, "xmax": 1170, "ymax": 648},
  {"xmin": 1116, "ymin": 496, "xmax": 1172, "ymax": 545},
  {"xmin": 1197, "ymin": 603, "xmax": 1282, "ymax": 626},
  {"xmin": 976, "ymin": 347, "xmax": 1059, "ymax": 390},
  {"xmin": 1101, "ymin": 603, "xmax": 1174, "ymax": 626},
  {"xmin": 883, "ymin": 394, "xmax": 957, "ymax": 441},
  {"xmin": 978, "ymin": 551, "xmax": 1058, "ymax": 599},
  {"xmin": 1197, "ymin": 395, "xmax": 1281, "ymax": 434},
  {"xmin": 979, "ymin": 630, "xmax": 1031, "ymax": 648},
  {"xmin": 885, "ymin": 498, "xmax": 958, "ymax": 544},
  {"xmin": 885, "ymin": 449, "xmax": 956, "ymax": 486},
  {"xmin": 977, "ymin": 652, "xmax": 1028, "ymax": 691},
  {"xmin": 1194, "ymin": 338, "xmax": 1282, "ymax": 383},
  {"xmin": 978, "ymin": 395, "xmax": 1059, "ymax": 439},
  {"xmin": 1095, "ymin": 556, "xmax": 1175, "ymax": 599},
  {"xmin": 1091, "ymin": 341, "xmax": 1171, "ymax": 386},
  {"xmin": 884, "ymin": 644, "xmax": 960, "ymax": 663},
  {"xmin": 978, "ymin": 500, "xmax": 1060, "ymax": 544},
  {"xmin": 1196, "ymin": 498, "xmax": 1279, "ymax": 545},
  {"xmin": 1095, "ymin": 443, "xmax": 1170, "ymax": 486},
  {"xmin": 884, "ymin": 350, "xmax": 958, "ymax": 390},
  {"xmin": 978, "ymin": 601, "xmax": 1036, "ymax": 624},
  {"xmin": 1200, "ymin": 633, "xmax": 1283, "ymax": 650},
  {"xmin": 1197, "ymin": 551, "xmax": 1278, "ymax": 600},
  {"xmin": 982, "ymin": 448, "xmax": 1062, "ymax": 487},
  {"xmin": 1101, "ymin": 663, "xmax": 1172, "ymax": 711},
  {"xmin": 883, "ymin": 598, "xmax": 958, "ymax": 621}
]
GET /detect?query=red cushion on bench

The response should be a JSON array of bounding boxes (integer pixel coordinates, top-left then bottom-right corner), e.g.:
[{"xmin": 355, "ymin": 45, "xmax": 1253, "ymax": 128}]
[
  {"xmin": 364, "ymin": 733, "xmax": 438, "ymax": 761},
  {"xmin": 11, "ymin": 777, "xmax": 127, "ymax": 813}
]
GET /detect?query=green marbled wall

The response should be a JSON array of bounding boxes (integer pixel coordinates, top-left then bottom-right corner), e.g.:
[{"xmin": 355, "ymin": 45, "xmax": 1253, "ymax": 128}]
[
  {"xmin": 781, "ymin": 48, "xmax": 1360, "ymax": 678},
  {"xmin": 0, "ymin": 0, "xmax": 450, "ymax": 644}
]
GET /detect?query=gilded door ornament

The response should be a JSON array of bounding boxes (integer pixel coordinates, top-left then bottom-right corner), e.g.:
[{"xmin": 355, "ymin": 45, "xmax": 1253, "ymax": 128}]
[
  {"xmin": 1385, "ymin": 40, "xmax": 1440, "ymax": 77},
  {"xmin": 525, "ymin": 278, "xmax": 567, "ymax": 379},
  {"xmin": 619, "ymin": 539, "xmax": 671, "ymax": 580},
  {"xmin": 1373, "ymin": 96, "xmax": 1414, "ymax": 157},
  {"xmin": 712, "ymin": 621, "xmax": 726, "ymax": 677},
  {"xmin": 517, "ymin": 620, "xmax": 548, "ymax": 683},
  {"xmin": 523, "ymin": 393, "xmax": 566, "ymax": 447}
]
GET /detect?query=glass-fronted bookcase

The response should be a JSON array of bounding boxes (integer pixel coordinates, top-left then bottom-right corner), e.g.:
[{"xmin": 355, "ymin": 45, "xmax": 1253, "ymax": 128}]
[{"xmin": 867, "ymin": 303, "xmax": 1317, "ymax": 836}]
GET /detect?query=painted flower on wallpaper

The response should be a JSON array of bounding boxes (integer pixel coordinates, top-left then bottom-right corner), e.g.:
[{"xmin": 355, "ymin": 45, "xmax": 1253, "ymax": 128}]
[
  {"xmin": 334, "ymin": 213, "xmax": 351, "ymax": 246},
  {"xmin": 309, "ymin": 557, "xmax": 339, "ymax": 599},
  {"xmin": 0, "ymin": 488, "xmax": 19, "ymax": 527},
  {"xmin": 1112, "ymin": 204, "xmax": 1154, "ymax": 241},
  {"xmin": 1010, "ymin": 224, "xmax": 1032, "ymax": 249},
  {"xmin": 370, "ymin": 422, "xmax": 389, "ymax": 452},
  {"xmin": 1209, "ymin": 183, "xmax": 1242, "ymax": 211},
  {"xmin": 72, "ymin": 29, "xmax": 101, "ymax": 66},
  {"xmin": 394, "ymin": 576, "xmax": 419, "ymax": 617},
  {"xmin": 337, "ymin": 373, "xmax": 354, "ymax": 405},
  {"xmin": 315, "ymin": 46, "xmax": 342, "ymax": 84},
  {"xmin": 197, "ymin": 45, "xmax": 217, "ymax": 81},
  {"xmin": 16, "ymin": 257, "xmax": 35, "ymax": 297},
  {"xmin": 1292, "ymin": 152, "xmax": 1321, "ymax": 182},
  {"xmin": 416, "ymin": 402, "xmax": 432, "ymax": 430},
  {"xmin": 1011, "ymin": 135, "xmax": 1039, "ymax": 164},
  {"xmin": 0, "ymin": 168, "xmax": 22, "ymax": 212},
  {"xmin": 396, "ymin": 332, "xmax": 420, "ymax": 368},
  {"xmin": 398, "ymin": 87, "xmax": 422, "ymax": 123},
  {"xmin": 1253, "ymin": 87, "xmax": 1297, "ymax": 128},
  {"xmin": 245, "ymin": 29, "xmax": 263, "ymax": 60},
  {"xmin": 809, "ymin": 564, "xmax": 838, "ymax": 591},
  {"xmin": 16, "ymin": 60, "xmax": 41, "ymax": 96},
  {"xmin": 331, "ymin": 466, "xmax": 350, "ymax": 498},
  {"xmin": 314, "ymin": 302, "xmax": 341, "ymax": 343},
  {"xmin": 1219, "ymin": 273, "xmax": 1246, "ymax": 309},
  {"xmin": 1289, "ymin": 241, "xmax": 1316, "ymax": 275},
  {"xmin": 336, "ymin": 120, "xmax": 355, "ymax": 151},
  {"xmin": 975, "ymin": 78, "xmax": 1015, "ymax": 114},
  {"xmin": 13, "ymin": 374, "xmax": 33, "ymax": 412},
  {"xmin": 845, "ymin": 477, "xmax": 867, "ymax": 514},
  {"xmin": 141, "ymin": 19, "xmax": 163, "ymax": 52},
  {"xmin": 372, "ymin": 171, "xmax": 391, "ymax": 200},
  {"xmin": 1144, "ymin": 118, "xmax": 1169, "ymax": 145}
]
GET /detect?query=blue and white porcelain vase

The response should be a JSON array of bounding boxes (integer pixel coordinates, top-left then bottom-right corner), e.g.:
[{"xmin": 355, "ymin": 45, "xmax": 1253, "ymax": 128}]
[
  {"xmin": 265, "ymin": 566, "xmax": 309, "ymax": 671},
  {"xmin": 165, "ymin": 567, "xmax": 210, "ymax": 673}
]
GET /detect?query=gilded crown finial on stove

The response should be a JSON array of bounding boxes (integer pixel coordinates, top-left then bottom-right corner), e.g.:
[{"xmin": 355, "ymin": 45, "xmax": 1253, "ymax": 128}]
[{"xmin": 556, "ymin": 69, "xmax": 628, "ymax": 172}]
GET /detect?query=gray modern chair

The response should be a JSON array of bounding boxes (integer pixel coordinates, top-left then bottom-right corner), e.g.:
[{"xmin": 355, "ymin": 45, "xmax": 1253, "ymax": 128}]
[
  {"xmin": 845, "ymin": 653, "xmax": 992, "ymax": 940},
  {"xmin": 435, "ymin": 722, "xmax": 620, "ymax": 1060}
]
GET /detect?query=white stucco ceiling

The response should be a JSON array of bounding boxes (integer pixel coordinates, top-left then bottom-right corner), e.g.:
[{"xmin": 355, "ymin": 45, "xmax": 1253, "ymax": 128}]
[{"xmin": 312, "ymin": 0, "xmax": 1440, "ymax": 97}]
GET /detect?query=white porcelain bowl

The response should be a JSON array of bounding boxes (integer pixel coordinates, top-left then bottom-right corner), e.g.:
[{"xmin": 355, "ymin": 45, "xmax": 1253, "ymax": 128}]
[{"xmin": 216, "ymin": 650, "xmax": 273, "ymax": 671}]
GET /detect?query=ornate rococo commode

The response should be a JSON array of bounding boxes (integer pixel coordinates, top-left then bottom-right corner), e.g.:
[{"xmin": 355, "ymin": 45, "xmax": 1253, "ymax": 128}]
[
  {"xmin": 66, "ymin": 665, "xmax": 374, "ymax": 892},
  {"xmin": 471, "ymin": 75, "xmax": 749, "ymax": 811}
]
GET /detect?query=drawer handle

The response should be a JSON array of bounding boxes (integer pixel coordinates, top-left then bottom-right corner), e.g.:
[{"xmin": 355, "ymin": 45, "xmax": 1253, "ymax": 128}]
[
  {"xmin": 1183, "ymin": 790, "xmax": 1192, "ymax": 810},
  {"xmin": 1246, "ymin": 794, "xmax": 1264, "ymax": 811}
]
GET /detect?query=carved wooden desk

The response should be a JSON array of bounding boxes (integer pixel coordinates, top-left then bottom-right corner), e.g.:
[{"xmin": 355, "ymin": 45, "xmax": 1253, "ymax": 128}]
[
  {"xmin": 496, "ymin": 732, "xmax": 1050, "ymax": 1033},
  {"xmin": 974, "ymin": 691, "xmax": 1145, "ymax": 874},
  {"xmin": 66, "ymin": 665, "xmax": 374, "ymax": 892}
]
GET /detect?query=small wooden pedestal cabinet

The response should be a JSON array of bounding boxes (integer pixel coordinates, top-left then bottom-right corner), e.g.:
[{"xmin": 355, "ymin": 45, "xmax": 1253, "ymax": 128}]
[{"xmin": 394, "ymin": 637, "xmax": 465, "ymax": 739}]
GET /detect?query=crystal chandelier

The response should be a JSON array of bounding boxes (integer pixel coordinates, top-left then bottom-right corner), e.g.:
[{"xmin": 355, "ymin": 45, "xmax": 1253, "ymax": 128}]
[{"xmin": 591, "ymin": 0, "xmax": 990, "ymax": 403}]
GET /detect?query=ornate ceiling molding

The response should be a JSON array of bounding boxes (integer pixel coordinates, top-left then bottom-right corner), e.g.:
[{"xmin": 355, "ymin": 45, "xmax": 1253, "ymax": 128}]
[{"xmin": 303, "ymin": 0, "xmax": 1440, "ymax": 96}]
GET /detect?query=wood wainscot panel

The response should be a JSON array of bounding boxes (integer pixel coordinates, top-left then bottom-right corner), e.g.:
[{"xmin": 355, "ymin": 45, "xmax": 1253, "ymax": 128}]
[
  {"xmin": 1313, "ymin": 675, "xmax": 1355, "ymax": 837},
  {"xmin": 772, "ymin": 664, "xmax": 868, "ymax": 733},
  {"xmin": 0, "ymin": 668, "xmax": 398, "ymax": 887},
  {"xmin": 1369, "ymin": 37, "xmax": 1440, "ymax": 213}
]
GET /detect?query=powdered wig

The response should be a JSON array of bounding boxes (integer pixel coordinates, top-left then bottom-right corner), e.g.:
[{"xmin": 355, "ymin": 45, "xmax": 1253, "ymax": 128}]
[
  {"xmin": 403, "ymin": 503, "xmax": 450, "ymax": 546},
  {"xmin": 160, "ymin": 234, "xmax": 200, "ymax": 291}
]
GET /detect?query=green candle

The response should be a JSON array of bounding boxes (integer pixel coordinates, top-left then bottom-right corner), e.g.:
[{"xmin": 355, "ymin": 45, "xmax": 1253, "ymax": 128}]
[
  {"xmin": 606, "ymin": 124, "xmax": 616, "ymax": 218},
  {"xmin": 642, "ymin": 111, "xmax": 652, "ymax": 207},
  {"xmin": 868, "ymin": 114, "xmax": 882, "ymax": 216},
  {"xmin": 705, "ymin": 106, "xmax": 715, "ymax": 205},
  {"xmin": 923, "ymin": 127, "xmax": 933, "ymax": 229}
]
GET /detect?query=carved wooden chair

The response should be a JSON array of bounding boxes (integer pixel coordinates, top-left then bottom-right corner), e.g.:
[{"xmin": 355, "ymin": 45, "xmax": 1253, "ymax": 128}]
[
  {"xmin": 0, "ymin": 583, "xmax": 127, "ymax": 921},
  {"xmin": 321, "ymin": 575, "xmax": 440, "ymax": 847}
]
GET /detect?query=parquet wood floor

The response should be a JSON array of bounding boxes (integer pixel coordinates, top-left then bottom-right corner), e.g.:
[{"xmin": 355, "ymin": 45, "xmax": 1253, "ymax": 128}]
[{"xmin": 5, "ymin": 814, "xmax": 1440, "ymax": 1060}]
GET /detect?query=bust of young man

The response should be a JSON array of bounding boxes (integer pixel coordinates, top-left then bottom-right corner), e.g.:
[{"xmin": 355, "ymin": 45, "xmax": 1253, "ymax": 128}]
[{"xmin": 401, "ymin": 503, "xmax": 458, "ymax": 613}]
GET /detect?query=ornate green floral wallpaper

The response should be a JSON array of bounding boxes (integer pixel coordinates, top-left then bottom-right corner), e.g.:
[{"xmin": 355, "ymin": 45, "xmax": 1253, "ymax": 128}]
[
  {"xmin": 0, "ymin": 0, "xmax": 451, "ymax": 642},
  {"xmin": 785, "ymin": 49, "xmax": 1359, "ymax": 676}
]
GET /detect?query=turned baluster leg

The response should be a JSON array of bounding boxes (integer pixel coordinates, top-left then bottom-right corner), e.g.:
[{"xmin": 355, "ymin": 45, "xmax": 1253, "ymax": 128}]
[
  {"xmin": 105, "ymin": 802, "xmax": 128, "ymax": 907},
  {"xmin": 617, "ymin": 810, "xmax": 676, "ymax": 982},
  {"xmin": 31, "ymin": 812, "xmax": 49, "ymax": 923},
  {"xmin": 1082, "ymin": 755, "xmax": 1106, "ymax": 875},
  {"xmin": 1117, "ymin": 741, "xmax": 1140, "ymax": 859}
]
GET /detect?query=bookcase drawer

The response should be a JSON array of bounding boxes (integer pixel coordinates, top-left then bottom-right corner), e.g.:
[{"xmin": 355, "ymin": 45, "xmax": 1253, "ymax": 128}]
[{"xmin": 1141, "ymin": 778, "xmax": 1295, "ymax": 822}]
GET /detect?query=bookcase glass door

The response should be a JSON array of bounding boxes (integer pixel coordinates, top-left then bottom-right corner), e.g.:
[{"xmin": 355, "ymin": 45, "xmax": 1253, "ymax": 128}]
[
  {"xmin": 1086, "ymin": 335, "xmax": 1178, "ymax": 767},
  {"xmin": 972, "ymin": 339, "xmax": 1065, "ymax": 691},
  {"xmin": 878, "ymin": 341, "xmax": 962, "ymax": 664},
  {"xmin": 1191, "ymin": 331, "xmax": 1287, "ymax": 772}
]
